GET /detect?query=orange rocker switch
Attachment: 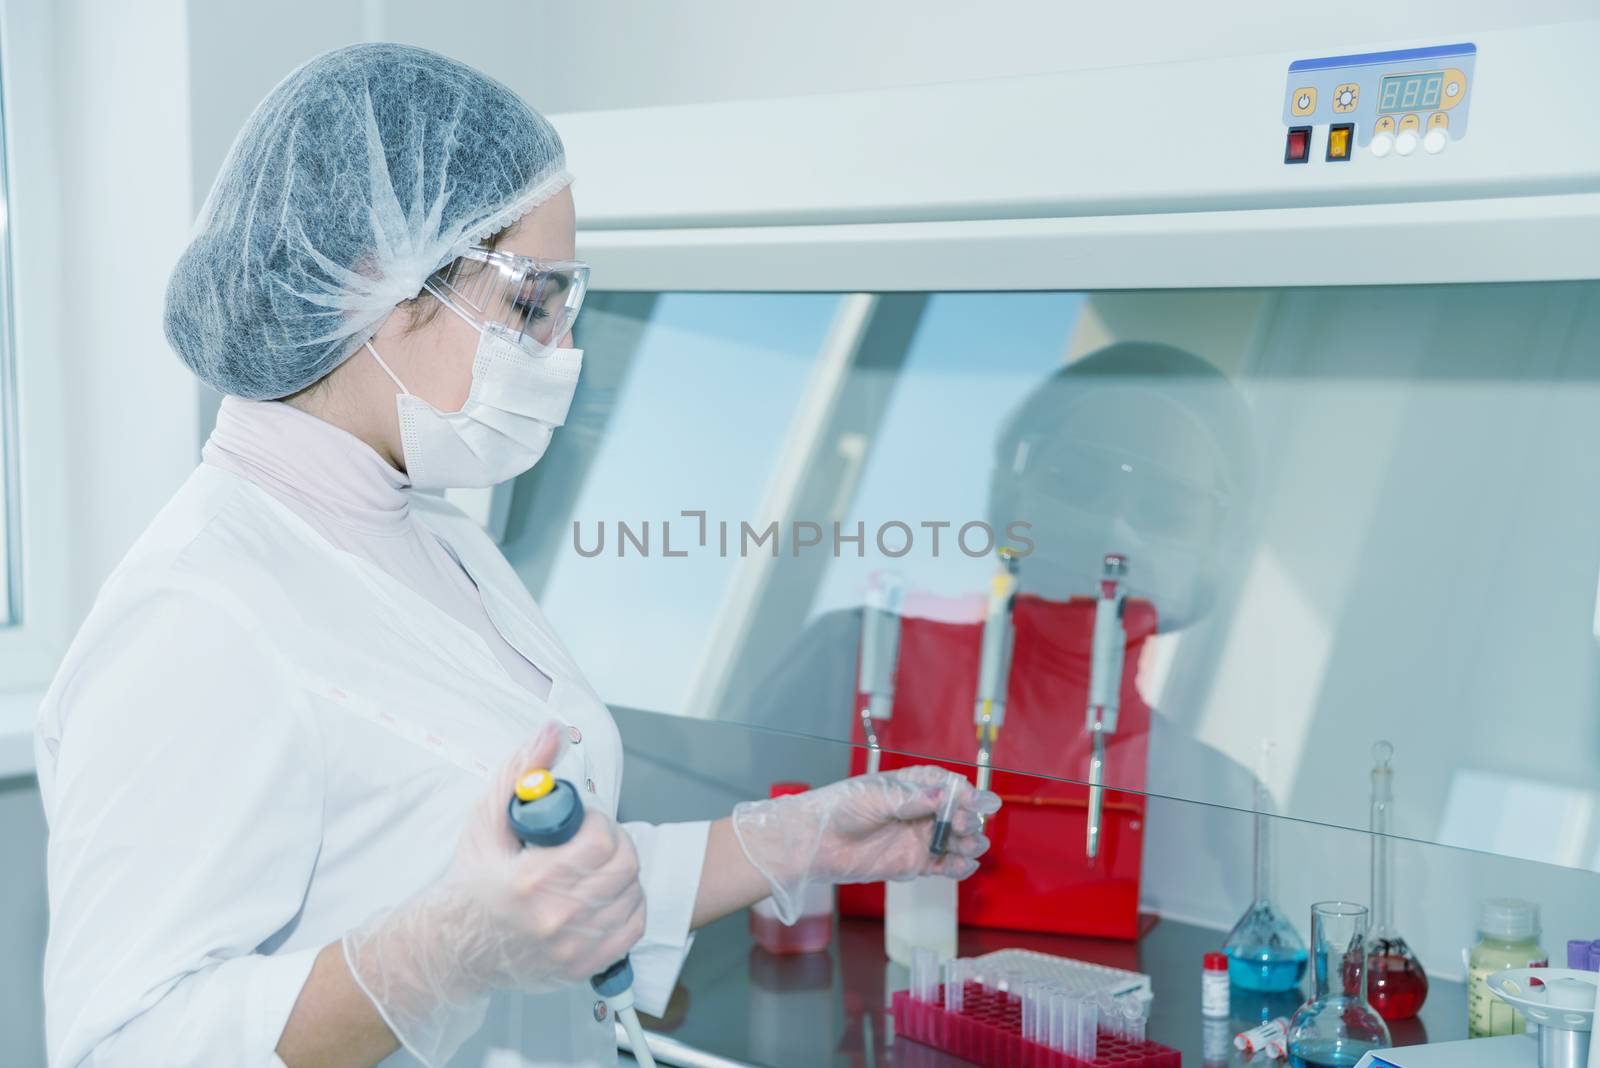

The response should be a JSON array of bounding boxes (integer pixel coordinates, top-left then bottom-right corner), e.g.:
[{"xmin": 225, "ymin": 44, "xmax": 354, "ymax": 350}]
[
  {"xmin": 1285, "ymin": 125, "xmax": 1312, "ymax": 164},
  {"xmin": 1326, "ymin": 123, "xmax": 1354, "ymax": 162}
]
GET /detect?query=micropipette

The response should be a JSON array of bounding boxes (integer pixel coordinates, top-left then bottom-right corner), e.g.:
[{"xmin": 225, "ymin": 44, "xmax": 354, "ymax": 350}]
[
  {"xmin": 508, "ymin": 769, "xmax": 658, "ymax": 1068},
  {"xmin": 929, "ymin": 771, "xmax": 963, "ymax": 856},
  {"xmin": 1085, "ymin": 553, "xmax": 1128, "ymax": 860},
  {"xmin": 858, "ymin": 575, "xmax": 903, "ymax": 775},
  {"xmin": 973, "ymin": 551, "xmax": 1019, "ymax": 792}
]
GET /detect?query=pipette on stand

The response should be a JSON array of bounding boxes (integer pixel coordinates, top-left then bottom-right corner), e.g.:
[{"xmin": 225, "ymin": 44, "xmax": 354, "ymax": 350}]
[
  {"xmin": 973, "ymin": 551, "xmax": 1019, "ymax": 793},
  {"xmin": 508, "ymin": 770, "xmax": 658, "ymax": 1068},
  {"xmin": 1085, "ymin": 553, "xmax": 1128, "ymax": 861},
  {"xmin": 858, "ymin": 575, "xmax": 903, "ymax": 775}
]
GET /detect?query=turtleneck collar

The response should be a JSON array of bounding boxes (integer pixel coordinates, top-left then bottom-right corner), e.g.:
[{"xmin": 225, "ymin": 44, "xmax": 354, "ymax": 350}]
[{"xmin": 203, "ymin": 396, "xmax": 411, "ymax": 535}]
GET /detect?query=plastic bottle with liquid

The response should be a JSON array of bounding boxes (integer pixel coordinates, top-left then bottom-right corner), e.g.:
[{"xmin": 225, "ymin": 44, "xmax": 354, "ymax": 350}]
[
  {"xmin": 1466, "ymin": 898, "xmax": 1547, "ymax": 1038},
  {"xmin": 885, "ymin": 875, "xmax": 957, "ymax": 965},
  {"xmin": 748, "ymin": 782, "xmax": 835, "ymax": 955}
]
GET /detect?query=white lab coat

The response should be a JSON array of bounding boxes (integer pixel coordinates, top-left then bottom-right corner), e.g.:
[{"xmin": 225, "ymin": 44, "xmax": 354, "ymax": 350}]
[{"xmin": 34, "ymin": 465, "xmax": 709, "ymax": 1068}]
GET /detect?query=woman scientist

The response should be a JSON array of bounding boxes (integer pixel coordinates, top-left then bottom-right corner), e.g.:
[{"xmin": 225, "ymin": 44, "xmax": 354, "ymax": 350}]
[{"xmin": 33, "ymin": 43, "xmax": 998, "ymax": 1068}]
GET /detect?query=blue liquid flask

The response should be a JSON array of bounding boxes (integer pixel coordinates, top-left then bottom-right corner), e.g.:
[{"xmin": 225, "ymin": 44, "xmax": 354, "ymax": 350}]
[
  {"xmin": 1286, "ymin": 901, "xmax": 1391, "ymax": 1067},
  {"xmin": 1222, "ymin": 770, "xmax": 1309, "ymax": 994}
]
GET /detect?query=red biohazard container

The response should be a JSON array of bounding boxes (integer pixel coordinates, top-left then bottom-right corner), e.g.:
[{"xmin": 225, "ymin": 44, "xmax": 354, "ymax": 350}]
[{"xmin": 841, "ymin": 594, "xmax": 1156, "ymax": 939}]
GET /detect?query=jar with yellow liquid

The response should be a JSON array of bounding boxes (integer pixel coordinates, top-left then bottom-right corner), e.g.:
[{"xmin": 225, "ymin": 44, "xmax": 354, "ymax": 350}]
[{"xmin": 1467, "ymin": 898, "xmax": 1548, "ymax": 1038}]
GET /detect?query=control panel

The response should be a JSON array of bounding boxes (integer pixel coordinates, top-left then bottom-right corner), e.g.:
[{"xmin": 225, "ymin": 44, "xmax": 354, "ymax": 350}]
[{"xmin": 1282, "ymin": 42, "xmax": 1475, "ymax": 164}]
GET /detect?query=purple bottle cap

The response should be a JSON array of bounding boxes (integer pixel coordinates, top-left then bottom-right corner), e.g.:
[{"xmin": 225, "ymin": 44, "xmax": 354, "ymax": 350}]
[
  {"xmin": 1589, "ymin": 940, "xmax": 1600, "ymax": 972},
  {"xmin": 1570, "ymin": 940, "xmax": 1590, "ymax": 969}
]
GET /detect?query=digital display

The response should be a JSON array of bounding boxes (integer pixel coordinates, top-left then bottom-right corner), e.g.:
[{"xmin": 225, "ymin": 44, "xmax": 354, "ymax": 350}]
[{"xmin": 1378, "ymin": 71, "xmax": 1444, "ymax": 113}]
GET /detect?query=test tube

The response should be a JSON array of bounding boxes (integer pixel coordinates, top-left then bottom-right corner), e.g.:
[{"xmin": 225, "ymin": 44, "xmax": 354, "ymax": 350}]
[
  {"xmin": 1020, "ymin": 981, "xmax": 1036, "ymax": 1043},
  {"xmin": 1078, "ymin": 995, "xmax": 1100, "ymax": 1059},
  {"xmin": 930, "ymin": 774, "xmax": 961, "ymax": 855},
  {"xmin": 1061, "ymin": 994, "xmax": 1080, "ymax": 1055},
  {"xmin": 912, "ymin": 948, "xmax": 935, "ymax": 1002},
  {"xmin": 943, "ymin": 960, "xmax": 965, "ymax": 1012},
  {"xmin": 1235, "ymin": 1017, "xmax": 1290, "ymax": 1052},
  {"xmin": 1125, "ymin": 994, "xmax": 1150, "ymax": 1044},
  {"xmin": 1103, "ymin": 991, "xmax": 1122, "ymax": 1038}
]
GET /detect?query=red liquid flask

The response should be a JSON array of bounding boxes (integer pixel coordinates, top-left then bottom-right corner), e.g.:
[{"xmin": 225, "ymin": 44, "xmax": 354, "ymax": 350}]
[{"xmin": 1367, "ymin": 743, "xmax": 1428, "ymax": 1020}]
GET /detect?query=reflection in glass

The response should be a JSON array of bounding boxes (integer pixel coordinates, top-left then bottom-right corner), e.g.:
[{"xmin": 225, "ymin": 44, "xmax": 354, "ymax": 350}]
[
  {"xmin": 514, "ymin": 283, "xmax": 1600, "ymax": 873},
  {"xmin": 990, "ymin": 341, "xmax": 1255, "ymax": 627}
]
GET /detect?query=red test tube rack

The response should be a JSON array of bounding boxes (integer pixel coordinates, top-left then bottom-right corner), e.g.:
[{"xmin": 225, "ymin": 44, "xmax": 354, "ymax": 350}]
[{"xmin": 893, "ymin": 983, "xmax": 1181, "ymax": 1068}]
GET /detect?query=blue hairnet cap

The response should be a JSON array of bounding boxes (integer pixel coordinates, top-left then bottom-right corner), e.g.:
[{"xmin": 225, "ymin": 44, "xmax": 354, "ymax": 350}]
[{"xmin": 166, "ymin": 43, "xmax": 570, "ymax": 400}]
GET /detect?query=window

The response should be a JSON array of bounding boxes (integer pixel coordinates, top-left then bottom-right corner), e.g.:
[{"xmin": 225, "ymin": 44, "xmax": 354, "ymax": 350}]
[{"xmin": 504, "ymin": 281, "xmax": 1600, "ymax": 871}]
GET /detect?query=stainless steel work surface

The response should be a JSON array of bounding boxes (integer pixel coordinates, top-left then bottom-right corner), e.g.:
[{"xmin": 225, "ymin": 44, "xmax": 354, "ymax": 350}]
[{"xmin": 626, "ymin": 914, "xmax": 1467, "ymax": 1067}]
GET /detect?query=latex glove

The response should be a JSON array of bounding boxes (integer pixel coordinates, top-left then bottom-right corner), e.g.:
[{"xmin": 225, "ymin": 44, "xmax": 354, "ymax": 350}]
[
  {"xmin": 343, "ymin": 724, "xmax": 645, "ymax": 1067},
  {"xmin": 733, "ymin": 767, "xmax": 1001, "ymax": 923}
]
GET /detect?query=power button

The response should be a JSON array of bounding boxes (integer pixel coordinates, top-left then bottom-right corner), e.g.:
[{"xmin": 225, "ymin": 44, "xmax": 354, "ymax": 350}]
[{"xmin": 1284, "ymin": 126, "xmax": 1311, "ymax": 164}]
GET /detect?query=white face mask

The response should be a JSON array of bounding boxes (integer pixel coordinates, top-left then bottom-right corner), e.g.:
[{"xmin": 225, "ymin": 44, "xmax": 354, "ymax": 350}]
[{"xmin": 364, "ymin": 330, "xmax": 583, "ymax": 490}]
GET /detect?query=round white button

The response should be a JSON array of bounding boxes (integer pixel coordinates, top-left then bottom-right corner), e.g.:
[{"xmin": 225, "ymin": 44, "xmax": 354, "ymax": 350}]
[
  {"xmin": 1394, "ymin": 130, "xmax": 1419, "ymax": 156},
  {"xmin": 1297, "ymin": 93, "xmax": 1310, "ymax": 111},
  {"xmin": 1423, "ymin": 128, "xmax": 1448, "ymax": 155},
  {"xmin": 1446, "ymin": 81, "xmax": 1460, "ymax": 98},
  {"xmin": 1370, "ymin": 132, "xmax": 1395, "ymax": 158},
  {"xmin": 568, "ymin": 725, "xmax": 583, "ymax": 744}
]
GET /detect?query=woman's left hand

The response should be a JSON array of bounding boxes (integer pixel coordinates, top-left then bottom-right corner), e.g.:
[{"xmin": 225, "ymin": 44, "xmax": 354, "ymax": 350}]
[{"xmin": 732, "ymin": 767, "xmax": 1001, "ymax": 923}]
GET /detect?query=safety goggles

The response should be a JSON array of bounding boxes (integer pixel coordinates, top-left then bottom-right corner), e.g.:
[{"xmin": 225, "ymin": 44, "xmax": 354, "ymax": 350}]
[{"xmin": 423, "ymin": 247, "xmax": 590, "ymax": 355}]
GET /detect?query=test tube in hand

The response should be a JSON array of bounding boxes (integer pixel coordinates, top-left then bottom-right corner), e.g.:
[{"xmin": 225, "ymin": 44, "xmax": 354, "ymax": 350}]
[{"xmin": 929, "ymin": 771, "xmax": 963, "ymax": 856}]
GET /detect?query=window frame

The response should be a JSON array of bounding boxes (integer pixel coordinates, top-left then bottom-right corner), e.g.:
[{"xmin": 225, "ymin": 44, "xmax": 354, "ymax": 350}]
[
  {"xmin": 0, "ymin": 109, "xmax": 15, "ymax": 630},
  {"xmin": 0, "ymin": 0, "xmax": 75, "ymax": 691}
]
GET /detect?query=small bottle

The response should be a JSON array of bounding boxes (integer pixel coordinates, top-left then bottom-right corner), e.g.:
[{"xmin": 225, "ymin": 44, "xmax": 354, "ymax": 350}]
[
  {"xmin": 1202, "ymin": 952, "xmax": 1230, "ymax": 1018},
  {"xmin": 749, "ymin": 782, "xmax": 834, "ymax": 955},
  {"xmin": 1466, "ymin": 898, "xmax": 1547, "ymax": 1038}
]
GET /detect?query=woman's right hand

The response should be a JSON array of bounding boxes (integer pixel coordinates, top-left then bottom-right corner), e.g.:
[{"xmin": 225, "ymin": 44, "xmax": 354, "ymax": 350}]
[
  {"xmin": 341, "ymin": 724, "xmax": 645, "ymax": 1067},
  {"xmin": 446, "ymin": 723, "xmax": 645, "ymax": 985}
]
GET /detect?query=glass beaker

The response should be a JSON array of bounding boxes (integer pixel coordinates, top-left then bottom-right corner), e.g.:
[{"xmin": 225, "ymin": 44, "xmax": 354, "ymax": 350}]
[
  {"xmin": 1366, "ymin": 742, "xmax": 1428, "ymax": 1021},
  {"xmin": 1223, "ymin": 757, "xmax": 1309, "ymax": 992},
  {"xmin": 1287, "ymin": 902, "xmax": 1392, "ymax": 1068}
]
